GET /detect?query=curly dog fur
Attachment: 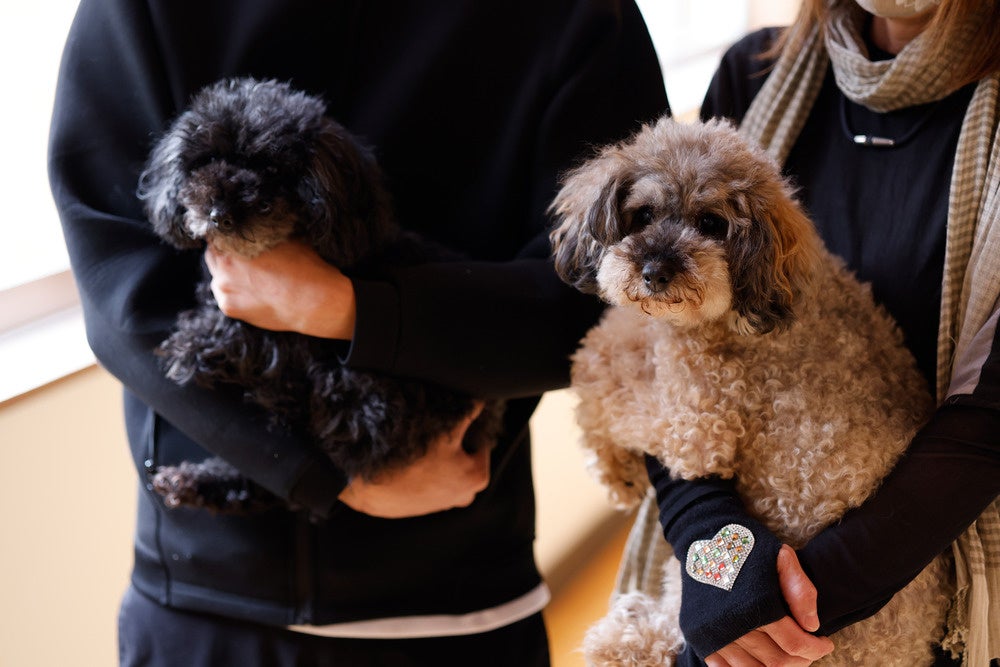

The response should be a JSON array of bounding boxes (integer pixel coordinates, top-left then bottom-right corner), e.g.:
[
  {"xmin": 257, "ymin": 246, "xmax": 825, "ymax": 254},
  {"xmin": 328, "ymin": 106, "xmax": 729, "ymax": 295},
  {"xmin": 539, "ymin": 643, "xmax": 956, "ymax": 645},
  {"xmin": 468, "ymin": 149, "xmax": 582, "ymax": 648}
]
[
  {"xmin": 139, "ymin": 77, "xmax": 502, "ymax": 513},
  {"xmin": 549, "ymin": 117, "xmax": 953, "ymax": 666}
]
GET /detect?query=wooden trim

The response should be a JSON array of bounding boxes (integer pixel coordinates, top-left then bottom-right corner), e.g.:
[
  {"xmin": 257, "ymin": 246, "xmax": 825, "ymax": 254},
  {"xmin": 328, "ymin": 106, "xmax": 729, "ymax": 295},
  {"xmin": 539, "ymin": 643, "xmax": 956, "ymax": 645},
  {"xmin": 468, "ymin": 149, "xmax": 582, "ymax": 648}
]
[{"xmin": 0, "ymin": 270, "xmax": 80, "ymax": 334}]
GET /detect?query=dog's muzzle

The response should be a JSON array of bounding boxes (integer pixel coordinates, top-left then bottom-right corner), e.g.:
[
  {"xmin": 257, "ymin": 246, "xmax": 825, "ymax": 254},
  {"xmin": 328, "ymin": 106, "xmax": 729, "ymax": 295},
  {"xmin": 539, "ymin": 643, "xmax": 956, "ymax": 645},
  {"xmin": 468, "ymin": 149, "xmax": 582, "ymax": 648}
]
[
  {"xmin": 641, "ymin": 255, "xmax": 684, "ymax": 293},
  {"xmin": 210, "ymin": 207, "xmax": 235, "ymax": 231}
]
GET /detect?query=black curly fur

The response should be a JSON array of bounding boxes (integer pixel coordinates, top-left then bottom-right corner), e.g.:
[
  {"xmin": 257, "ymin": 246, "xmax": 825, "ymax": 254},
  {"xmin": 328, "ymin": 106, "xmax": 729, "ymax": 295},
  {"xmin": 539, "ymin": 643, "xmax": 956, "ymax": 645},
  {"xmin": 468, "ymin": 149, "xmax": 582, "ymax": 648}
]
[
  {"xmin": 140, "ymin": 78, "xmax": 503, "ymax": 514},
  {"xmin": 151, "ymin": 458, "xmax": 279, "ymax": 514}
]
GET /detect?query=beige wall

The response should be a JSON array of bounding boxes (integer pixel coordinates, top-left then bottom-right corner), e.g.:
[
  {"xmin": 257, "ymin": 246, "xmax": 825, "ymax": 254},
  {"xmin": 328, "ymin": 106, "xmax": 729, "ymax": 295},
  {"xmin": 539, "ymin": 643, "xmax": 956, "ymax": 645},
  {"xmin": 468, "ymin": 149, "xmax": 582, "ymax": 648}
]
[
  {"xmin": 0, "ymin": 367, "xmax": 613, "ymax": 666},
  {"xmin": 0, "ymin": 367, "xmax": 135, "ymax": 667}
]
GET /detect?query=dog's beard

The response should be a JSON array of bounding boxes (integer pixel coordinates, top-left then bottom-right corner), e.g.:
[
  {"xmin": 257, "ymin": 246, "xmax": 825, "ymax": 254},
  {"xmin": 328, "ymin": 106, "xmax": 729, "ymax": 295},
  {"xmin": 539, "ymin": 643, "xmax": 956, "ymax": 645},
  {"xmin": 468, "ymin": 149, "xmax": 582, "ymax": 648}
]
[
  {"xmin": 596, "ymin": 238, "xmax": 731, "ymax": 327},
  {"xmin": 182, "ymin": 210, "xmax": 297, "ymax": 258}
]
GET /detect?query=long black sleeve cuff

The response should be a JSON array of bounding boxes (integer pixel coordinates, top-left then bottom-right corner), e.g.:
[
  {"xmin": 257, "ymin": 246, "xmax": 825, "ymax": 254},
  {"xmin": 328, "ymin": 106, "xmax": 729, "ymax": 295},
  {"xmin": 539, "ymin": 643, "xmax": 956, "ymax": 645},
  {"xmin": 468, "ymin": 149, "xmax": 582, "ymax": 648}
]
[
  {"xmin": 342, "ymin": 277, "xmax": 400, "ymax": 372},
  {"xmin": 646, "ymin": 455, "xmax": 787, "ymax": 659}
]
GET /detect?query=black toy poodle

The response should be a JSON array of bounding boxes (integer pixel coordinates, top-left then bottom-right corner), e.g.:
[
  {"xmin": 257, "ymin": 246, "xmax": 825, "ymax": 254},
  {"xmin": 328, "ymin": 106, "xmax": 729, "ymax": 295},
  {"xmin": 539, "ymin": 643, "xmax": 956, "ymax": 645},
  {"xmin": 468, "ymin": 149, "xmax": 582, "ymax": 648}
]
[{"xmin": 138, "ymin": 77, "xmax": 503, "ymax": 513}]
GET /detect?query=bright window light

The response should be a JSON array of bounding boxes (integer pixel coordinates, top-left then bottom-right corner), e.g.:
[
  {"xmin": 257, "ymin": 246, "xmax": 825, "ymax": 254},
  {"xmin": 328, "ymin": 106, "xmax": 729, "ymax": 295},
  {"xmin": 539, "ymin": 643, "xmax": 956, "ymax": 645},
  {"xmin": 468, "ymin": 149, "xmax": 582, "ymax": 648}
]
[{"xmin": 0, "ymin": 2, "xmax": 80, "ymax": 292}]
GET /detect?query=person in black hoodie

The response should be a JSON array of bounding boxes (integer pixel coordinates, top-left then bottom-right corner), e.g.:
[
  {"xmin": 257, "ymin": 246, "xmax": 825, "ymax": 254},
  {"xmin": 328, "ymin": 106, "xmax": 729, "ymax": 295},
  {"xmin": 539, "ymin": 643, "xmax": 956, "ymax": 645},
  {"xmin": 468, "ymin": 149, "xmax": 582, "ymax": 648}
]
[{"xmin": 47, "ymin": 2, "xmax": 668, "ymax": 665}]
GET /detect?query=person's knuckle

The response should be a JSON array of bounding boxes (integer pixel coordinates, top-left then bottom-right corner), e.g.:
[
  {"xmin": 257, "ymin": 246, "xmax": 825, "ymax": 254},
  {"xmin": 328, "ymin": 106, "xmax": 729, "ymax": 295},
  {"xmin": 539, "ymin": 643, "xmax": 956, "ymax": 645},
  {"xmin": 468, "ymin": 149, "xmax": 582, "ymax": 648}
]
[
  {"xmin": 213, "ymin": 292, "xmax": 230, "ymax": 312},
  {"xmin": 791, "ymin": 575, "xmax": 816, "ymax": 595},
  {"xmin": 210, "ymin": 277, "xmax": 230, "ymax": 295},
  {"xmin": 780, "ymin": 636, "xmax": 809, "ymax": 657},
  {"xmin": 773, "ymin": 657, "xmax": 804, "ymax": 667},
  {"xmin": 792, "ymin": 638, "xmax": 829, "ymax": 662},
  {"xmin": 471, "ymin": 466, "xmax": 490, "ymax": 491}
]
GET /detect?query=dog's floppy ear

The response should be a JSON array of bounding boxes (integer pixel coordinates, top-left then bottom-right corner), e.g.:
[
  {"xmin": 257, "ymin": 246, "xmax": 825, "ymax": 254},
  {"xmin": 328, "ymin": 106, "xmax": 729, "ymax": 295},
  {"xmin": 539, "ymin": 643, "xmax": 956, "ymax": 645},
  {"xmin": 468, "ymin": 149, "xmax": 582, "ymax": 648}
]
[
  {"xmin": 298, "ymin": 119, "xmax": 395, "ymax": 268},
  {"xmin": 138, "ymin": 122, "xmax": 201, "ymax": 249},
  {"xmin": 729, "ymin": 183, "xmax": 820, "ymax": 334},
  {"xmin": 549, "ymin": 151, "xmax": 632, "ymax": 294}
]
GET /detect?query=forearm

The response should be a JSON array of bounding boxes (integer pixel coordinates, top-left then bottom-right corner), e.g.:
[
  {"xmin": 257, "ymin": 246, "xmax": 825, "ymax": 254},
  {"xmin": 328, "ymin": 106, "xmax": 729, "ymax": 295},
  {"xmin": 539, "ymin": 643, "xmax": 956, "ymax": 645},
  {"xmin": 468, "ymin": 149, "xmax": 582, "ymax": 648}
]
[
  {"xmin": 645, "ymin": 456, "xmax": 788, "ymax": 658},
  {"xmin": 347, "ymin": 258, "xmax": 605, "ymax": 399}
]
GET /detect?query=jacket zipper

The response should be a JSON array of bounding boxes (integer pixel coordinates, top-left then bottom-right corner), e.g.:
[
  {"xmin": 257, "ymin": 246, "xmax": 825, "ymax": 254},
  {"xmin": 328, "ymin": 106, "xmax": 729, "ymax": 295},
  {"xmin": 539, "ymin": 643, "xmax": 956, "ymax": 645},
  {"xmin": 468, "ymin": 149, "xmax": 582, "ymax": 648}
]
[
  {"xmin": 143, "ymin": 407, "xmax": 171, "ymax": 603},
  {"xmin": 293, "ymin": 511, "xmax": 315, "ymax": 624}
]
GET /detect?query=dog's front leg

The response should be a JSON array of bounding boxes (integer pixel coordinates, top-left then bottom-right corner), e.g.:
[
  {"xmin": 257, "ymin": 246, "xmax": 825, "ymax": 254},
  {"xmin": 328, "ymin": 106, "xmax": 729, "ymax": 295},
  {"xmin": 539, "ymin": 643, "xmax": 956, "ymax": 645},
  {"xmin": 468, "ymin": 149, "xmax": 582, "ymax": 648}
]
[
  {"xmin": 578, "ymin": 429, "xmax": 651, "ymax": 510},
  {"xmin": 158, "ymin": 279, "xmax": 263, "ymax": 388},
  {"xmin": 571, "ymin": 313, "xmax": 664, "ymax": 509}
]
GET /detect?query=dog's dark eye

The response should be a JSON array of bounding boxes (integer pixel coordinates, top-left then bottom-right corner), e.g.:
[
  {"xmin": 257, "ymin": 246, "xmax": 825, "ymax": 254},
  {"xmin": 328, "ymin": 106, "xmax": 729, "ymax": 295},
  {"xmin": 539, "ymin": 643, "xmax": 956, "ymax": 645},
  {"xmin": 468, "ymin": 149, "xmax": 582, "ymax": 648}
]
[
  {"xmin": 697, "ymin": 214, "xmax": 728, "ymax": 239},
  {"xmin": 631, "ymin": 206, "xmax": 655, "ymax": 229},
  {"xmin": 258, "ymin": 202, "xmax": 272, "ymax": 214}
]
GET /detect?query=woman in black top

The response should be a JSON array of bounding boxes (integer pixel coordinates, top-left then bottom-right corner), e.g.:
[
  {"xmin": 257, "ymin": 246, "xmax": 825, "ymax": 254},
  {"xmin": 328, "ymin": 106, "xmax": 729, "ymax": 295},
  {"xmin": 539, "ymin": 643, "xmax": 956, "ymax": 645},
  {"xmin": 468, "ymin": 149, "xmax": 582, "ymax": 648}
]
[{"xmin": 640, "ymin": 1, "xmax": 1000, "ymax": 665}]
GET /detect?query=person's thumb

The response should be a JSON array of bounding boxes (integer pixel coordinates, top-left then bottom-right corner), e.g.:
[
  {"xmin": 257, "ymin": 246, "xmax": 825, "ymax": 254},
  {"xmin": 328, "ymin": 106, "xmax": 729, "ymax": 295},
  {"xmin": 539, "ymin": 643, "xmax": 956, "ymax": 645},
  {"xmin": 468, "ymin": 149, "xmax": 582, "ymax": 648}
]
[{"xmin": 777, "ymin": 544, "xmax": 821, "ymax": 632}]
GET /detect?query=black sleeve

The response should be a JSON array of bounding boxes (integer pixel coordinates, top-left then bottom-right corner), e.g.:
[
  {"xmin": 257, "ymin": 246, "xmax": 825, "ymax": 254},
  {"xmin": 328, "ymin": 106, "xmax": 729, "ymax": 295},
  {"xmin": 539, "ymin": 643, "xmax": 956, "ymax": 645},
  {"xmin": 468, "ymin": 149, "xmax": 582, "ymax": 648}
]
[
  {"xmin": 48, "ymin": 0, "xmax": 346, "ymax": 515},
  {"xmin": 646, "ymin": 457, "xmax": 787, "ymax": 659},
  {"xmin": 344, "ymin": 1, "xmax": 669, "ymax": 399}
]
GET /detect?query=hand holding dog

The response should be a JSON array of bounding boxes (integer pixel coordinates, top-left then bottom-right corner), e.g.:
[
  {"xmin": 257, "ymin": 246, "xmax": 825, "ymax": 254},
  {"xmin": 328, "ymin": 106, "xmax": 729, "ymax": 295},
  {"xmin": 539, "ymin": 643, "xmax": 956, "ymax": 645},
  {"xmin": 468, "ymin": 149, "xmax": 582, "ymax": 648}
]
[
  {"xmin": 206, "ymin": 241, "xmax": 356, "ymax": 340},
  {"xmin": 207, "ymin": 238, "xmax": 496, "ymax": 518},
  {"xmin": 706, "ymin": 546, "xmax": 833, "ymax": 667},
  {"xmin": 337, "ymin": 402, "xmax": 491, "ymax": 518}
]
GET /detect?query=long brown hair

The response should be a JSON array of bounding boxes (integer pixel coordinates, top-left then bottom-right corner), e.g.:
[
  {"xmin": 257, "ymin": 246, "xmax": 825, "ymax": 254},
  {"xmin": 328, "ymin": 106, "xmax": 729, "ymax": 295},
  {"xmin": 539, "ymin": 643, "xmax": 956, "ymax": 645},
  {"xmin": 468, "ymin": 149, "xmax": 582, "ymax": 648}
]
[{"xmin": 769, "ymin": 0, "xmax": 1000, "ymax": 89}]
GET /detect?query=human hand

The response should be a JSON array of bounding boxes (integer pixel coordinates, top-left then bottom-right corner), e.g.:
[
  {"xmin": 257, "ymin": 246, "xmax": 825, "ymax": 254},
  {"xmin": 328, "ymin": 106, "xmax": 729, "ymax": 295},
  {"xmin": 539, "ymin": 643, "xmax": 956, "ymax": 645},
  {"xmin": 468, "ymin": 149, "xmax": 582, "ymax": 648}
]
[
  {"xmin": 205, "ymin": 241, "xmax": 356, "ymax": 339},
  {"xmin": 705, "ymin": 546, "xmax": 834, "ymax": 666},
  {"xmin": 337, "ymin": 403, "xmax": 491, "ymax": 518}
]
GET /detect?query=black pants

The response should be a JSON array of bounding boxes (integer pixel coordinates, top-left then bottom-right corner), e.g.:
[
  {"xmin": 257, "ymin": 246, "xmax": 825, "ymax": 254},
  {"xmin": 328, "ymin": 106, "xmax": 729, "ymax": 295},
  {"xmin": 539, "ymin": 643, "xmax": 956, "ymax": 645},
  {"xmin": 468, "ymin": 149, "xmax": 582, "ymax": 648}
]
[{"xmin": 118, "ymin": 586, "xmax": 551, "ymax": 667}]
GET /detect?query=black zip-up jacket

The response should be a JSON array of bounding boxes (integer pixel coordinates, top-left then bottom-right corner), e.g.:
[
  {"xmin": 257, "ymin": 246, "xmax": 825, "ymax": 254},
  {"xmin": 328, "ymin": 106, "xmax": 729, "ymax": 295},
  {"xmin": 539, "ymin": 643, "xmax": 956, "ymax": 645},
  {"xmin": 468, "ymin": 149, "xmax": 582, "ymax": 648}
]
[{"xmin": 48, "ymin": 0, "xmax": 668, "ymax": 628}]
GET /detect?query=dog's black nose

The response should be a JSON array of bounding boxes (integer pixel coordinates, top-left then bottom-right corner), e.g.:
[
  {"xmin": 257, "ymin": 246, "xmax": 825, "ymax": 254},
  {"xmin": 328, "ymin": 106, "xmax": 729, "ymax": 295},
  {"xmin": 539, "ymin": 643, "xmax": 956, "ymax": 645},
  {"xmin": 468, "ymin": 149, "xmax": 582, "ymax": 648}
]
[
  {"xmin": 642, "ymin": 260, "xmax": 676, "ymax": 293},
  {"xmin": 209, "ymin": 207, "xmax": 234, "ymax": 231}
]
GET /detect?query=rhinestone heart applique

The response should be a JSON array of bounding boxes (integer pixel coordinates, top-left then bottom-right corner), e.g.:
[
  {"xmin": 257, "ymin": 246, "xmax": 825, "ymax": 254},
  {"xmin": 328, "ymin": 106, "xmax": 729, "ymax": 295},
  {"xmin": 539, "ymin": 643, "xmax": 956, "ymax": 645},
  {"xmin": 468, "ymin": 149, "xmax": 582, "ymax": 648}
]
[{"xmin": 685, "ymin": 524, "xmax": 755, "ymax": 591}]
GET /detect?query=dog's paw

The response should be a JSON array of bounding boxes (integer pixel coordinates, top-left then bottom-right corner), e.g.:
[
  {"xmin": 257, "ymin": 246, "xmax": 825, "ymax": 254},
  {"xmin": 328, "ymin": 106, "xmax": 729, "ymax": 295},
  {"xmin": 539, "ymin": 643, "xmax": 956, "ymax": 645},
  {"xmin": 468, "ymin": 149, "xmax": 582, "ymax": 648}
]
[
  {"xmin": 604, "ymin": 477, "xmax": 651, "ymax": 511},
  {"xmin": 151, "ymin": 458, "xmax": 279, "ymax": 514},
  {"xmin": 156, "ymin": 328, "xmax": 223, "ymax": 387},
  {"xmin": 583, "ymin": 592, "xmax": 684, "ymax": 667},
  {"xmin": 584, "ymin": 448, "xmax": 650, "ymax": 510}
]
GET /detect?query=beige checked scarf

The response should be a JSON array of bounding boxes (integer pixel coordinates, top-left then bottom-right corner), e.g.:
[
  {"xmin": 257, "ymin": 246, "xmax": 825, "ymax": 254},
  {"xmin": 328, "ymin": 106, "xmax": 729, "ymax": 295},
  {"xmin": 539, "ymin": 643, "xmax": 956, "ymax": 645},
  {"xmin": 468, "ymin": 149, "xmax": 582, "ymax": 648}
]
[{"xmin": 617, "ymin": 3, "xmax": 1000, "ymax": 663}]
